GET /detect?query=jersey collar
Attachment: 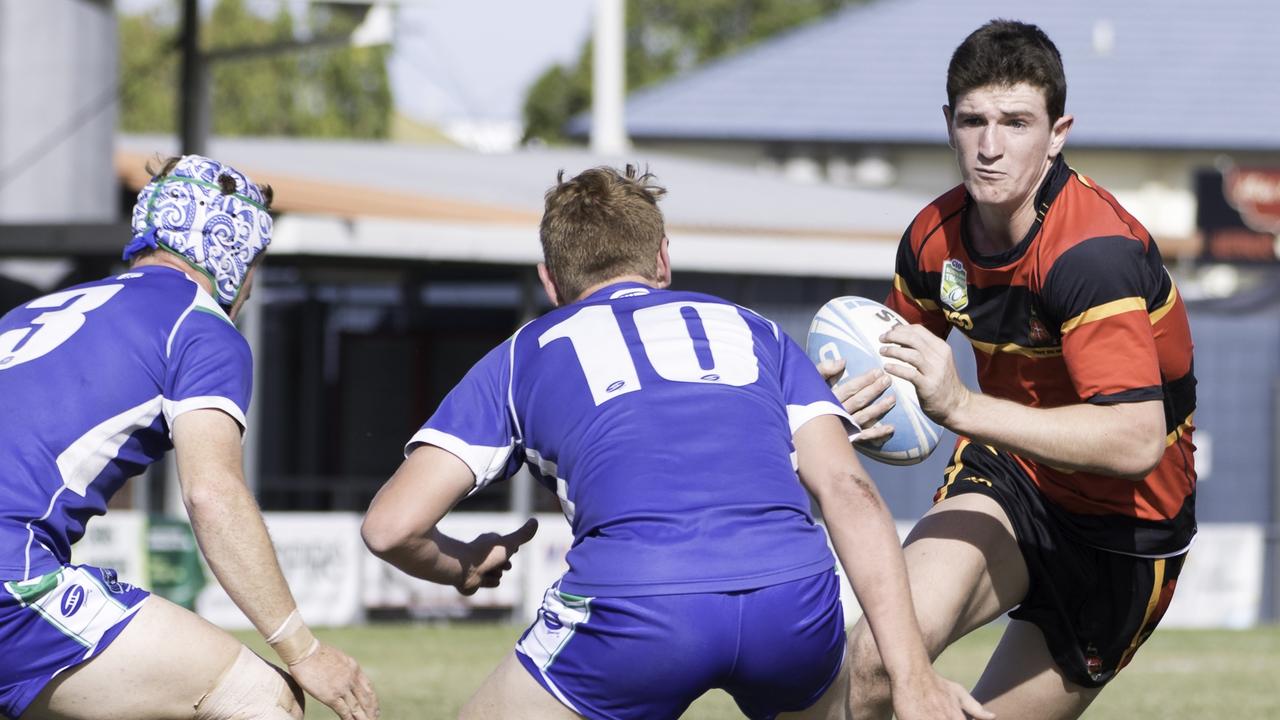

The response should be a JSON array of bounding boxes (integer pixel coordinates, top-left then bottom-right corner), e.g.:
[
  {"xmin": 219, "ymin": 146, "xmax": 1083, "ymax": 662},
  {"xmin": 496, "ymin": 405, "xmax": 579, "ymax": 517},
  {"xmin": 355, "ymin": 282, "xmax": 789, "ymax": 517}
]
[
  {"xmin": 581, "ymin": 281, "xmax": 659, "ymax": 303},
  {"xmin": 961, "ymin": 153, "xmax": 1072, "ymax": 268}
]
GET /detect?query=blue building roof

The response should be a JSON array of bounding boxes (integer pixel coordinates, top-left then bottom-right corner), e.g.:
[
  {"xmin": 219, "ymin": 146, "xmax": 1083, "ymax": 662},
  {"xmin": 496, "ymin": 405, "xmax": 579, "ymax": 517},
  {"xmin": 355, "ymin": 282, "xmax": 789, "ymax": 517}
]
[{"xmin": 570, "ymin": 0, "xmax": 1280, "ymax": 151}]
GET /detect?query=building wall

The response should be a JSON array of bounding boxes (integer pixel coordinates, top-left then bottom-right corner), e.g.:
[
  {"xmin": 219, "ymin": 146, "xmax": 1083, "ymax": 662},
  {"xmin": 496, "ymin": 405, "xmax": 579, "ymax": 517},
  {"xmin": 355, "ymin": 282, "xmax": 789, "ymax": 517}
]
[{"xmin": 0, "ymin": 0, "xmax": 117, "ymax": 222}]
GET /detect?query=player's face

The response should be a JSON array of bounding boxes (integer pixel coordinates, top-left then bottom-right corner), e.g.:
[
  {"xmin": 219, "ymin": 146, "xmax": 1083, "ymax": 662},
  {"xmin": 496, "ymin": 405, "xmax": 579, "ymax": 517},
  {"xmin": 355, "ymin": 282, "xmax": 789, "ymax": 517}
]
[{"xmin": 945, "ymin": 82, "xmax": 1071, "ymax": 214}]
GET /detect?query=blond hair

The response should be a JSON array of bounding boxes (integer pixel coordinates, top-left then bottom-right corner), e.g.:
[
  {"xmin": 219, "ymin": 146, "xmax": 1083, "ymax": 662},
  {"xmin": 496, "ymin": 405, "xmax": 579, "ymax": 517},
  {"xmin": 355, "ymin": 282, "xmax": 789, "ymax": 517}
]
[{"xmin": 539, "ymin": 165, "xmax": 667, "ymax": 302}]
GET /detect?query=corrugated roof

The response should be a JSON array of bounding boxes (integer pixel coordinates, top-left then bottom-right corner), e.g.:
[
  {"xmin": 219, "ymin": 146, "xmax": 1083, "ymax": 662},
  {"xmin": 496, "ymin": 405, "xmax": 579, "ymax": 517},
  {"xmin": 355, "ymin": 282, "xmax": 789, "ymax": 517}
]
[{"xmin": 569, "ymin": 0, "xmax": 1280, "ymax": 151}]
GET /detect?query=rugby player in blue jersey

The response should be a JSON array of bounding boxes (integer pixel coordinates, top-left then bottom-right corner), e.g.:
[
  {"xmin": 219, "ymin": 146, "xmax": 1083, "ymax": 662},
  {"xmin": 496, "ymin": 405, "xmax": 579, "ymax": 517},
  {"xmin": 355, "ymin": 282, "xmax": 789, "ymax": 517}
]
[
  {"xmin": 362, "ymin": 166, "xmax": 988, "ymax": 720},
  {"xmin": 0, "ymin": 156, "xmax": 377, "ymax": 720}
]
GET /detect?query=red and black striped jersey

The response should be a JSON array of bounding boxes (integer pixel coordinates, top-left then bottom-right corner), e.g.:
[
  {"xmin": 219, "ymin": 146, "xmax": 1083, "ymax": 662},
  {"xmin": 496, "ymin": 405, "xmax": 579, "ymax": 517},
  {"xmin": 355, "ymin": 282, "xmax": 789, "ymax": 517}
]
[{"xmin": 887, "ymin": 155, "xmax": 1196, "ymax": 556}]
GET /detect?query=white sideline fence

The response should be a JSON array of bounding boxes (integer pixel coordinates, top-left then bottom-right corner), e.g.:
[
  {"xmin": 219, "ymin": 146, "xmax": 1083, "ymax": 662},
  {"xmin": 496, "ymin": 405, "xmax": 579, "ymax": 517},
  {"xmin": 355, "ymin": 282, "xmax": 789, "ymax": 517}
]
[{"xmin": 72, "ymin": 512, "xmax": 1265, "ymax": 630}]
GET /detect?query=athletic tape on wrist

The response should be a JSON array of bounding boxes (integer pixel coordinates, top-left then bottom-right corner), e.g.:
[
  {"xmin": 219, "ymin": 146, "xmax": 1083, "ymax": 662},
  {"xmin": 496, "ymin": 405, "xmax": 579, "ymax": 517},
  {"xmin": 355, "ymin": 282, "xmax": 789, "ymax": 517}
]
[
  {"xmin": 286, "ymin": 638, "xmax": 321, "ymax": 667},
  {"xmin": 265, "ymin": 609, "xmax": 318, "ymax": 665},
  {"xmin": 265, "ymin": 609, "xmax": 302, "ymax": 644}
]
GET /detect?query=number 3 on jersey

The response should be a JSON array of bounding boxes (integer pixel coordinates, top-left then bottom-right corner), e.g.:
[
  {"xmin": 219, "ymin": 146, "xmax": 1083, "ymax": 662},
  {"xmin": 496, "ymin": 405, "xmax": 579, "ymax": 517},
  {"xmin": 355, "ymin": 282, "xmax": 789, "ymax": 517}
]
[
  {"xmin": 539, "ymin": 301, "xmax": 760, "ymax": 406},
  {"xmin": 0, "ymin": 284, "xmax": 124, "ymax": 370}
]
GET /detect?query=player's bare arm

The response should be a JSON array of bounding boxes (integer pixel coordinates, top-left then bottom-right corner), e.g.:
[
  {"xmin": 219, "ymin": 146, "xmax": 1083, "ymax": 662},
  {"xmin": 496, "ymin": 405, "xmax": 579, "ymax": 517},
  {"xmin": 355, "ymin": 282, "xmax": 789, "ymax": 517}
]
[
  {"xmin": 879, "ymin": 323, "xmax": 1166, "ymax": 478},
  {"xmin": 792, "ymin": 415, "xmax": 992, "ymax": 720},
  {"xmin": 173, "ymin": 409, "xmax": 379, "ymax": 720},
  {"xmin": 362, "ymin": 445, "xmax": 536, "ymax": 595}
]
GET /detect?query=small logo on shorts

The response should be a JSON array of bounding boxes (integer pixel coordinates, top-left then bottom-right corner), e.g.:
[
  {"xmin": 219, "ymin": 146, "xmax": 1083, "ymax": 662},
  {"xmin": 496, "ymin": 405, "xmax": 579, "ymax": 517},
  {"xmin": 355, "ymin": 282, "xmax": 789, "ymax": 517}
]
[
  {"xmin": 61, "ymin": 586, "xmax": 86, "ymax": 617},
  {"xmin": 542, "ymin": 611, "xmax": 563, "ymax": 630},
  {"xmin": 1084, "ymin": 643, "xmax": 1105, "ymax": 682},
  {"xmin": 101, "ymin": 568, "xmax": 128, "ymax": 593}
]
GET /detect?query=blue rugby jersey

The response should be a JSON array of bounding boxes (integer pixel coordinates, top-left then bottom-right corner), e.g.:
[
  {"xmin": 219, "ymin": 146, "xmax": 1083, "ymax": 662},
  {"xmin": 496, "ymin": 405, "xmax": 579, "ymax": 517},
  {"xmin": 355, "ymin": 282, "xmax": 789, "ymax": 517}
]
[
  {"xmin": 408, "ymin": 282, "xmax": 853, "ymax": 597},
  {"xmin": 0, "ymin": 266, "xmax": 251, "ymax": 579}
]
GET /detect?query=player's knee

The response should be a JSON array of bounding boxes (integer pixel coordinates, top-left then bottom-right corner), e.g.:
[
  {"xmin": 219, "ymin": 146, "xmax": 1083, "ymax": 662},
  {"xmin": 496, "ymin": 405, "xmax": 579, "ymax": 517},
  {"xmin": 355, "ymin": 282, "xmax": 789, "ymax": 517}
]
[
  {"xmin": 194, "ymin": 646, "xmax": 304, "ymax": 720},
  {"xmin": 848, "ymin": 624, "xmax": 889, "ymax": 687}
]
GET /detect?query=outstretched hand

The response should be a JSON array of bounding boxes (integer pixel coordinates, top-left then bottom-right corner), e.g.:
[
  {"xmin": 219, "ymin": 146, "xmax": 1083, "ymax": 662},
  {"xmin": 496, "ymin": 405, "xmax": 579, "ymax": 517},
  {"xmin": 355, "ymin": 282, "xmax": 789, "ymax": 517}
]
[
  {"xmin": 892, "ymin": 670, "xmax": 995, "ymax": 720},
  {"xmin": 289, "ymin": 642, "xmax": 380, "ymax": 720},
  {"xmin": 816, "ymin": 359, "xmax": 897, "ymax": 445},
  {"xmin": 458, "ymin": 518, "xmax": 539, "ymax": 596}
]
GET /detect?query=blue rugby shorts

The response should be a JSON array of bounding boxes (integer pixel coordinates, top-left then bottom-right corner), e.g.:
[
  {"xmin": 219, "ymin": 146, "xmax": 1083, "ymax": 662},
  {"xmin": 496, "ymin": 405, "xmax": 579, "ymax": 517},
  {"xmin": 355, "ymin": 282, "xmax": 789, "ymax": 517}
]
[
  {"xmin": 0, "ymin": 564, "xmax": 150, "ymax": 719},
  {"xmin": 516, "ymin": 569, "xmax": 845, "ymax": 720}
]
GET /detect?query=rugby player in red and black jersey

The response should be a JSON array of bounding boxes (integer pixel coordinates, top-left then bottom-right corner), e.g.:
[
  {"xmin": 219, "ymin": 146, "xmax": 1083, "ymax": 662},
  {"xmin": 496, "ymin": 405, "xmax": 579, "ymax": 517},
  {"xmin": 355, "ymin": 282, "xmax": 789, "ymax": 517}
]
[{"xmin": 824, "ymin": 19, "xmax": 1196, "ymax": 720}]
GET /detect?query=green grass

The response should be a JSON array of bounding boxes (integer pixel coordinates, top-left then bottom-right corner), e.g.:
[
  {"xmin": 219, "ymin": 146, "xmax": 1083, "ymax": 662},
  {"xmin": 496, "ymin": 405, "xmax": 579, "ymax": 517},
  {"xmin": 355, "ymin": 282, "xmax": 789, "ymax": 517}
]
[{"xmin": 235, "ymin": 623, "xmax": 1280, "ymax": 719}]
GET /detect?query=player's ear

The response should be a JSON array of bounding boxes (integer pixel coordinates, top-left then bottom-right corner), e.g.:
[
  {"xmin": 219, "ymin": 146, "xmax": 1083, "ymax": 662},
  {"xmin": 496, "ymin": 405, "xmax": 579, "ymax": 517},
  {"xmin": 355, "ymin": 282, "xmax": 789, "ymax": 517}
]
[
  {"xmin": 1048, "ymin": 113, "xmax": 1073, "ymax": 158},
  {"xmin": 942, "ymin": 105, "xmax": 956, "ymax": 149},
  {"xmin": 537, "ymin": 262, "xmax": 562, "ymax": 307},
  {"xmin": 655, "ymin": 237, "xmax": 672, "ymax": 289}
]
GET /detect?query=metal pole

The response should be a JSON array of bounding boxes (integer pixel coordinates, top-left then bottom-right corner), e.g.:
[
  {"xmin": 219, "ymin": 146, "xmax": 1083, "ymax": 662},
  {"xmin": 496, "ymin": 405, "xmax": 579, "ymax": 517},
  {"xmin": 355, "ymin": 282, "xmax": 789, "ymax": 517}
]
[
  {"xmin": 241, "ymin": 285, "xmax": 265, "ymax": 497},
  {"xmin": 178, "ymin": 0, "xmax": 208, "ymax": 156},
  {"xmin": 1269, "ymin": 380, "xmax": 1280, "ymax": 621},
  {"xmin": 590, "ymin": 0, "xmax": 629, "ymax": 155},
  {"xmin": 511, "ymin": 268, "xmax": 544, "ymax": 621}
]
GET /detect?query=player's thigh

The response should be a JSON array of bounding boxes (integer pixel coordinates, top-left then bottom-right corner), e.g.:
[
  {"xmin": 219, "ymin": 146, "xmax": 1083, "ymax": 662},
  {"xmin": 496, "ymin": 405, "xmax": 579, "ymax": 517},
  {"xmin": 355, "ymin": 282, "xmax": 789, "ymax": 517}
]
[
  {"xmin": 778, "ymin": 641, "xmax": 851, "ymax": 720},
  {"xmin": 22, "ymin": 595, "xmax": 295, "ymax": 720},
  {"xmin": 971, "ymin": 619, "xmax": 1101, "ymax": 720},
  {"xmin": 460, "ymin": 652, "xmax": 581, "ymax": 720},
  {"xmin": 874, "ymin": 492, "xmax": 1029, "ymax": 654}
]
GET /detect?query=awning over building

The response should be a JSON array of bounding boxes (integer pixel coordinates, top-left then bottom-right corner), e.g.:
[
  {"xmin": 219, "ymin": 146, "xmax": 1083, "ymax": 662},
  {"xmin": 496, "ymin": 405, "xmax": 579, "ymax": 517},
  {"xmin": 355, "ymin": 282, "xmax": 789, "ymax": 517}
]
[{"xmin": 115, "ymin": 135, "xmax": 932, "ymax": 279}]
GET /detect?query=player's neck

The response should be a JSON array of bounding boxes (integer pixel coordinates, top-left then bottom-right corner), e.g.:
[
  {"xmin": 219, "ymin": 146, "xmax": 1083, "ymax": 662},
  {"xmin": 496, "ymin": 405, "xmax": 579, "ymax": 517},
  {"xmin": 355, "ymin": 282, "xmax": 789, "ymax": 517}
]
[
  {"xmin": 131, "ymin": 254, "xmax": 216, "ymax": 297},
  {"xmin": 968, "ymin": 166, "xmax": 1051, "ymax": 255},
  {"xmin": 569, "ymin": 275, "xmax": 662, "ymax": 303}
]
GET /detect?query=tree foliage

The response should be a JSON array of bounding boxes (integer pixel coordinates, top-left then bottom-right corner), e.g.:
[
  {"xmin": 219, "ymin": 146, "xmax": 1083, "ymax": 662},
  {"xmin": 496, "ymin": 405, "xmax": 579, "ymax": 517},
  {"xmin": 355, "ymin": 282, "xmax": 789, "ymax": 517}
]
[
  {"xmin": 119, "ymin": 0, "xmax": 390, "ymax": 139},
  {"xmin": 521, "ymin": 0, "xmax": 866, "ymax": 145}
]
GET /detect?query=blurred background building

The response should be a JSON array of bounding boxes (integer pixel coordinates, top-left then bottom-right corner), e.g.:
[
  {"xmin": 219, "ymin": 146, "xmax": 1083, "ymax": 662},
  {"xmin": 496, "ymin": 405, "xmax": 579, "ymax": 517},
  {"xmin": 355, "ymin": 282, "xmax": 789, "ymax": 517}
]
[{"xmin": 1, "ymin": 0, "xmax": 1277, "ymax": 628}]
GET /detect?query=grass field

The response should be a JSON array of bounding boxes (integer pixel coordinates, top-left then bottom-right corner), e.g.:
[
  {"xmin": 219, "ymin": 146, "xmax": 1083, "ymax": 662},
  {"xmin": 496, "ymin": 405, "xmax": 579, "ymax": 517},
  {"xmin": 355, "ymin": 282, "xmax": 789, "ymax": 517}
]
[{"xmin": 235, "ymin": 622, "xmax": 1280, "ymax": 719}]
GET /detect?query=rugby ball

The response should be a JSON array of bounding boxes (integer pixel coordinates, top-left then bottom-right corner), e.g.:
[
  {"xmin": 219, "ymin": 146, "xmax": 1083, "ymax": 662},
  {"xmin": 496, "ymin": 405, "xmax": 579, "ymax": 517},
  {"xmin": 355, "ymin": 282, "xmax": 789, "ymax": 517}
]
[{"xmin": 806, "ymin": 296, "xmax": 942, "ymax": 466}]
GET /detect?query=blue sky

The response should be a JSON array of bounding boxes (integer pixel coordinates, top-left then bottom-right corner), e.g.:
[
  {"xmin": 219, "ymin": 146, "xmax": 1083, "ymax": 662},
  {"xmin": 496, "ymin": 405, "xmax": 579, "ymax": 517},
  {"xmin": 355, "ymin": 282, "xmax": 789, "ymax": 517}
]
[{"xmin": 117, "ymin": 0, "xmax": 594, "ymax": 128}]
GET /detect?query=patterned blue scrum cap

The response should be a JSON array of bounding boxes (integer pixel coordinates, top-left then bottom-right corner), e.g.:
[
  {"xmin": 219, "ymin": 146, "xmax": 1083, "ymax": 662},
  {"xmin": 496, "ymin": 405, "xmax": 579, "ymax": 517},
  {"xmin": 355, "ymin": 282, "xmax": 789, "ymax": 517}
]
[{"xmin": 124, "ymin": 155, "xmax": 272, "ymax": 307}]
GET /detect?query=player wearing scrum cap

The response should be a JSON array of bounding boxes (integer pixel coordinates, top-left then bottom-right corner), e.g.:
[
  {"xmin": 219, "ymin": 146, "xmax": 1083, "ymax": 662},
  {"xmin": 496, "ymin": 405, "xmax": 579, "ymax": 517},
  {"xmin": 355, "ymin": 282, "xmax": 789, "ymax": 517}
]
[
  {"xmin": 0, "ymin": 156, "xmax": 377, "ymax": 720},
  {"xmin": 363, "ymin": 165, "xmax": 988, "ymax": 720}
]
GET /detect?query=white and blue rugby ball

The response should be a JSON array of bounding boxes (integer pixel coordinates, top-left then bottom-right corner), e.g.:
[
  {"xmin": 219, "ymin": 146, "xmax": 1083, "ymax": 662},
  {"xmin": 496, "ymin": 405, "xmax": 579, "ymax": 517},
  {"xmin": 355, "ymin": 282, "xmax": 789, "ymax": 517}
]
[{"xmin": 806, "ymin": 296, "xmax": 942, "ymax": 466}]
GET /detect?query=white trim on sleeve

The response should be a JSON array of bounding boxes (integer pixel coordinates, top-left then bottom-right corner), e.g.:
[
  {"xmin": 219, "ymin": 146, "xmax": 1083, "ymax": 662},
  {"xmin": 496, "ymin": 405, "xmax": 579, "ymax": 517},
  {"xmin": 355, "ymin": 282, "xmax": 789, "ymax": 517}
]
[
  {"xmin": 405, "ymin": 428, "xmax": 516, "ymax": 491},
  {"xmin": 787, "ymin": 400, "xmax": 860, "ymax": 438},
  {"xmin": 163, "ymin": 396, "xmax": 248, "ymax": 434}
]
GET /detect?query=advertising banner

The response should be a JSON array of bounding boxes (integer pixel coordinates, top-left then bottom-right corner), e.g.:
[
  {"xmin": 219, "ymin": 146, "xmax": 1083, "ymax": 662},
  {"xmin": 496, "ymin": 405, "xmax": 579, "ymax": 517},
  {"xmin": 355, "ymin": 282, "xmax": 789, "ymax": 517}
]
[
  {"xmin": 197, "ymin": 513, "xmax": 366, "ymax": 629},
  {"xmin": 1196, "ymin": 166, "xmax": 1280, "ymax": 263},
  {"xmin": 69, "ymin": 511, "xmax": 1268, "ymax": 630}
]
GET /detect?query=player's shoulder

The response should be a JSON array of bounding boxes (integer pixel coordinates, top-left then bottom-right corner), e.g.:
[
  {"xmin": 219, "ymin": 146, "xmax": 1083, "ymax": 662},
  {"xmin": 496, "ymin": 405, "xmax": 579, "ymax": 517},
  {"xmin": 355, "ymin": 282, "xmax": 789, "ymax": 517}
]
[
  {"xmin": 659, "ymin": 288, "xmax": 781, "ymax": 336},
  {"xmin": 158, "ymin": 277, "xmax": 247, "ymax": 357},
  {"xmin": 109, "ymin": 266, "xmax": 208, "ymax": 314},
  {"xmin": 524, "ymin": 285, "xmax": 779, "ymax": 340},
  {"xmin": 904, "ymin": 184, "xmax": 967, "ymax": 251},
  {"xmin": 1046, "ymin": 168, "xmax": 1154, "ymax": 257}
]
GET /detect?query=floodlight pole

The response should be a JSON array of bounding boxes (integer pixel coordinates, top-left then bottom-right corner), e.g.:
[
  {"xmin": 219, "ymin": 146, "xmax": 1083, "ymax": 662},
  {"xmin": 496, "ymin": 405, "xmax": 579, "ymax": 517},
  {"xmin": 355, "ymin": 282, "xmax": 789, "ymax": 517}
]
[
  {"xmin": 178, "ymin": 0, "xmax": 209, "ymax": 156},
  {"xmin": 590, "ymin": 0, "xmax": 629, "ymax": 155}
]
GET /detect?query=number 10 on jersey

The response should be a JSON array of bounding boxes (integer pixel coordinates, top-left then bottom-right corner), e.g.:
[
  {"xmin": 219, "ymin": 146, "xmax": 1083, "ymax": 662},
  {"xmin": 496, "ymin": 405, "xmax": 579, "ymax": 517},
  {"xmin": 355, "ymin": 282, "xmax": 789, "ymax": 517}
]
[{"xmin": 539, "ymin": 301, "xmax": 760, "ymax": 406}]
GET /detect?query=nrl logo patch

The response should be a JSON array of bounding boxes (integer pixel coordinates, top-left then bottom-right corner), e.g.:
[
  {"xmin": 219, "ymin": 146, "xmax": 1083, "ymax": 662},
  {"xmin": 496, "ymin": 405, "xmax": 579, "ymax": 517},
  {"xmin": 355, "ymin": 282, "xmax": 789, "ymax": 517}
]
[{"xmin": 940, "ymin": 258, "xmax": 969, "ymax": 311}]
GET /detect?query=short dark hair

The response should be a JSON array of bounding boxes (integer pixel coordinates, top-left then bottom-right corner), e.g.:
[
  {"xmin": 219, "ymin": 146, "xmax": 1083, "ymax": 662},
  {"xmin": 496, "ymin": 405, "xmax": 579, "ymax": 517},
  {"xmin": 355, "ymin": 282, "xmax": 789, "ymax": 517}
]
[
  {"xmin": 947, "ymin": 19, "xmax": 1066, "ymax": 123},
  {"xmin": 539, "ymin": 165, "xmax": 666, "ymax": 302}
]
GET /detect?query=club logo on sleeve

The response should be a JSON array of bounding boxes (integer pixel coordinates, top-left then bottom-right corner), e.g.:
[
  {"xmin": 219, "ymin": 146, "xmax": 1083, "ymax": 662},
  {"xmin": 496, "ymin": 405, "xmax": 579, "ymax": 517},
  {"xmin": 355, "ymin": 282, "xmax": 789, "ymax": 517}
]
[
  {"xmin": 940, "ymin": 259, "xmax": 969, "ymax": 311},
  {"xmin": 60, "ymin": 585, "xmax": 86, "ymax": 617}
]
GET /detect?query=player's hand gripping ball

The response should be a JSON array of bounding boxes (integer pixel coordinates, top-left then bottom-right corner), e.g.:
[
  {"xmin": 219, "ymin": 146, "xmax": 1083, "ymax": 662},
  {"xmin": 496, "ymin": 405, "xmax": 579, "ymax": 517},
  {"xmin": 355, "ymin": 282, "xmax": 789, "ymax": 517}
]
[{"xmin": 806, "ymin": 296, "xmax": 942, "ymax": 465}]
